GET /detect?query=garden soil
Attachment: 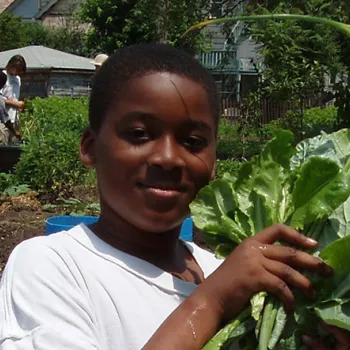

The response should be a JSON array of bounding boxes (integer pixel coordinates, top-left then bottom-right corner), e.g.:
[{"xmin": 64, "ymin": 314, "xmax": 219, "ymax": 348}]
[
  {"xmin": 0, "ymin": 187, "xmax": 207, "ymax": 277},
  {"xmin": 0, "ymin": 186, "xmax": 99, "ymax": 277}
]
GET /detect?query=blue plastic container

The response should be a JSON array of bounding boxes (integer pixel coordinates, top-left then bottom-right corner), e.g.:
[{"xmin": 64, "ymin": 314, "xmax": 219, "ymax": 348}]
[
  {"xmin": 45, "ymin": 215, "xmax": 99, "ymax": 235},
  {"xmin": 45, "ymin": 215, "xmax": 194, "ymax": 241},
  {"xmin": 179, "ymin": 217, "xmax": 193, "ymax": 242}
]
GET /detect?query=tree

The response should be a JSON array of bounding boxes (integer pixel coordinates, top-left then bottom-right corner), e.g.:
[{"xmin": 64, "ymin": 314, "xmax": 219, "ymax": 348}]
[
  {"xmin": 0, "ymin": 12, "xmax": 88, "ymax": 57},
  {"xmin": 0, "ymin": 12, "xmax": 28, "ymax": 51},
  {"xmin": 245, "ymin": 0, "xmax": 348, "ymax": 103},
  {"xmin": 78, "ymin": 0, "xmax": 246, "ymax": 55}
]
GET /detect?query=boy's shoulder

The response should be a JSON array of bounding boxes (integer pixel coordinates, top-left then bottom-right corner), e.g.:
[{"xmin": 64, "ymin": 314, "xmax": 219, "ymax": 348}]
[{"xmin": 5, "ymin": 231, "xmax": 79, "ymax": 275}]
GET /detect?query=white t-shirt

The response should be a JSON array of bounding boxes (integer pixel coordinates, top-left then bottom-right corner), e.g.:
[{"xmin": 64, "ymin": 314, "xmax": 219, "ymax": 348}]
[
  {"xmin": 0, "ymin": 224, "xmax": 226, "ymax": 350},
  {"xmin": 0, "ymin": 70, "xmax": 21, "ymax": 123}
]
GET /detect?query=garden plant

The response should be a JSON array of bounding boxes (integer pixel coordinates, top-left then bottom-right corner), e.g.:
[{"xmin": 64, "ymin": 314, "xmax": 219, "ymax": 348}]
[{"xmin": 185, "ymin": 13, "xmax": 350, "ymax": 350}]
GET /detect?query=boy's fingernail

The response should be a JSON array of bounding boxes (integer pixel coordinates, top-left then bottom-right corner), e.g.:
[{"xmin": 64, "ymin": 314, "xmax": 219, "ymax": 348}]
[
  {"xmin": 302, "ymin": 335, "xmax": 313, "ymax": 345},
  {"xmin": 306, "ymin": 237, "xmax": 317, "ymax": 244}
]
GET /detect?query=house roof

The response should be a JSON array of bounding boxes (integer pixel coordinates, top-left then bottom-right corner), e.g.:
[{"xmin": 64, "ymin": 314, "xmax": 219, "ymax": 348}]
[
  {"xmin": 0, "ymin": 46, "xmax": 95, "ymax": 71},
  {"xmin": 0, "ymin": 0, "xmax": 16, "ymax": 14}
]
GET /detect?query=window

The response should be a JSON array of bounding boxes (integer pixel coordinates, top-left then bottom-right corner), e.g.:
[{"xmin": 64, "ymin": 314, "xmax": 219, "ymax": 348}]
[{"xmin": 210, "ymin": 0, "xmax": 222, "ymax": 19}]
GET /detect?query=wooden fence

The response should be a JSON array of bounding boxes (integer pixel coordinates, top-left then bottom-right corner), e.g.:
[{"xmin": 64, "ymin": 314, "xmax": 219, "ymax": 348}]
[{"xmin": 222, "ymin": 96, "xmax": 335, "ymax": 124}]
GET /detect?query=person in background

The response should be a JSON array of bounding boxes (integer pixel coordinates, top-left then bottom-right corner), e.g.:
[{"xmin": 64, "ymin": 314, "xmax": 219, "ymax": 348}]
[
  {"xmin": 1, "ymin": 55, "xmax": 26, "ymax": 142},
  {"xmin": 90, "ymin": 53, "xmax": 108, "ymax": 71},
  {"xmin": 0, "ymin": 71, "xmax": 21, "ymax": 143},
  {"xmin": 0, "ymin": 44, "xmax": 349, "ymax": 350}
]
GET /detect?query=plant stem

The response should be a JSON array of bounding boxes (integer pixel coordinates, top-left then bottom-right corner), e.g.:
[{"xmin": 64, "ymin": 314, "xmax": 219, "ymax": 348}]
[
  {"xmin": 184, "ymin": 14, "xmax": 350, "ymax": 38},
  {"xmin": 203, "ymin": 307, "xmax": 251, "ymax": 350},
  {"xmin": 258, "ymin": 298, "xmax": 278, "ymax": 350}
]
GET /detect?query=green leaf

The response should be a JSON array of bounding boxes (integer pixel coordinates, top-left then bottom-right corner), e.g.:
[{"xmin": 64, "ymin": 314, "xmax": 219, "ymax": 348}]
[
  {"xmin": 315, "ymin": 300, "xmax": 350, "ymax": 331},
  {"xmin": 320, "ymin": 235, "xmax": 350, "ymax": 297},
  {"xmin": 289, "ymin": 157, "xmax": 350, "ymax": 229},
  {"xmin": 251, "ymin": 292, "xmax": 267, "ymax": 321},
  {"xmin": 261, "ymin": 129, "xmax": 296, "ymax": 169}
]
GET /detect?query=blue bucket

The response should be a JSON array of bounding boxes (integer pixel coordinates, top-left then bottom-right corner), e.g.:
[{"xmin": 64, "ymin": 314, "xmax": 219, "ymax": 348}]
[
  {"xmin": 179, "ymin": 217, "xmax": 193, "ymax": 242},
  {"xmin": 45, "ymin": 215, "xmax": 193, "ymax": 241},
  {"xmin": 45, "ymin": 215, "xmax": 99, "ymax": 235}
]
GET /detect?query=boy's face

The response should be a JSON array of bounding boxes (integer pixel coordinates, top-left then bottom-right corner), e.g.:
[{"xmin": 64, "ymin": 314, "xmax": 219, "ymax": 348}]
[{"xmin": 81, "ymin": 72, "xmax": 216, "ymax": 233}]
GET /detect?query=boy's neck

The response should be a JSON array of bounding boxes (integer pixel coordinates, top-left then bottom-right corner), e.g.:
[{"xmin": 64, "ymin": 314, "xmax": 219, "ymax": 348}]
[{"xmin": 90, "ymin": 210, "xmax": 182, "ymax": 263}]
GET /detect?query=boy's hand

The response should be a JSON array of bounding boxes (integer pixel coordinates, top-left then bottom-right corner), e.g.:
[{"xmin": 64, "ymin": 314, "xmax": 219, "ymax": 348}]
[
  {"xmin": 303, "ymin": 323, "xmax": 350, "ymax": 349},
  {"xmin": 14, "ymin": 130, "xmax": 22, "ymax": 140},
  {"xmin": 198, "ymin": 224, "xmax": 333, "ymax": 322},
  {"xmin": 17, "ymin": 100, "xmax": 24, "ymax": 111}
]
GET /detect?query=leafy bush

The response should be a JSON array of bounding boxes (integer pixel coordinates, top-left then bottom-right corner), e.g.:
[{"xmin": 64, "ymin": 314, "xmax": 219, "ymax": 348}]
[
  {"xmin": 303, "ymin": 106, "xmax": 338, "ymax": 136},
  {"xmin": 0, "ymin": 172, "xmax": 30, "ymax": 196},
  {"xmin": 215, "ymin": 159, "xmax": 242, "ymax": 179},
  {"xmin": 216, "ymin": 119, "xmax": 262, "ymax": 159},
  {"xmin": 15, "ymin": 97, "xmax": 93, "ymax": 195},
  {"xmin": 261, "ymin": 106, "xmax": 339, "ymax": 141}
]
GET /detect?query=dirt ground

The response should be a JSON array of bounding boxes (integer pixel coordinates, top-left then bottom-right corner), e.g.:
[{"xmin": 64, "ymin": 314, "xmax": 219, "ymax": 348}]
[
  {"xmin": 0, "ymin": 187, "xmax": 207, "ymax": 276},
  {"xmin": 0, "ymin": 187, "xmax": 99, "ymax": 276},
  {"xmin": 0, "ymin": 193, "xmax": 49, "ymax": 275}
]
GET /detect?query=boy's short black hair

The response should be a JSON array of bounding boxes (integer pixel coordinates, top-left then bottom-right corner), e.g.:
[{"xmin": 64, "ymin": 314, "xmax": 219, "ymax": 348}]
[
  {"xmin": 89, "ymin": 43, "xmax": 220, "ymax": 132},
  {"xmin": 6, "ymin": 55, "xmax": 27, "ymax": 73},
  {"xmin": 0, "ymin": 71, "xmax": 7, "ymax": 90}
]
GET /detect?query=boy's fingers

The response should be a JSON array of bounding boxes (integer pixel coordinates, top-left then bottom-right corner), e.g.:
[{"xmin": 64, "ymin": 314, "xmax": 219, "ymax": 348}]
[
  {"xmin": 255, "ymin": 224, "xmax": 317, "ymax": 248},
  {"xmin": 262, "ymin": 245, "xmax": 332, "ymax": 277},
  {"xmin": 302, "ymin": 335, "xmax": 327, "ymax": 350},
  {"xmin": 262, "ymin": 272, "xmax": 295, "ymax": 310},
  {"xmin": 322, "ymin": 323, "xmax": 350, "ymax": 348},
  {"xmin": 263, "ymin": 260, "xmax": 315, "ymax": 299}
]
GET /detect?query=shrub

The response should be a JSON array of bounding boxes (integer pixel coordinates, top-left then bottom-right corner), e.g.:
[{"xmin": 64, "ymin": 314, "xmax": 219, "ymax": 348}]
[
  {"xmin": 261, "ymin": 106, "xmax": 339, "ymax": 142},
  {"xmin": 216, "ymin": 119, "xmax": 262, "ymax": 159},
  {"xmin": 303, "ymin": 106, "xmax": 338, "ymax": 136},
  {"xmin": 215, "ymin": 159, "xmax": 242, "ymax": 179},
  {"xmin": 15, "ymin": 97, "xmax": 93, "ymax": 195}
]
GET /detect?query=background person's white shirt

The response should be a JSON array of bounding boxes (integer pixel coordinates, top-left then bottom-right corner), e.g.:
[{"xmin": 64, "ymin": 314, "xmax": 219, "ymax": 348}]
[
  {"xmin": 0, "ymin": 224, "xmax": 235, "ymax": 350},
  {"xmin": 0, "ymin": 70, "xmax": 21, "ymax": 123}
]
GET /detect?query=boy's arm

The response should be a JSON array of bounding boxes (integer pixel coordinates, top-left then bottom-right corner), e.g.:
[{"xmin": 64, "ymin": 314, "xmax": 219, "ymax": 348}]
[{"xmin": 4, "ymin": 99, "xmax": 24, "ymax": 109}]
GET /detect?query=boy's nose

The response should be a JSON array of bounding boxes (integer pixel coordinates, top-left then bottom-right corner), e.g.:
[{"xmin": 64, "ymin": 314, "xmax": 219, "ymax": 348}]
[{"xmin": 148, "ymin": 136, "xmax": 185, "ymax": 171}]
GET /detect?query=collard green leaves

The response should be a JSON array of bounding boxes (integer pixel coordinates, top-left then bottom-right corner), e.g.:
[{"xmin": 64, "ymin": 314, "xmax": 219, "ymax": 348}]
[{"xmin": 192, "ymin": 129, "xmax": 350, "ymax": 349}]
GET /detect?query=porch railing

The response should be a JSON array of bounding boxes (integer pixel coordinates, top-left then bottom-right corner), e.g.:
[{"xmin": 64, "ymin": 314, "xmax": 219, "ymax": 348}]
[{"xmin": 198, "ymin": 51, "xmax": 257, "ymax": 73}]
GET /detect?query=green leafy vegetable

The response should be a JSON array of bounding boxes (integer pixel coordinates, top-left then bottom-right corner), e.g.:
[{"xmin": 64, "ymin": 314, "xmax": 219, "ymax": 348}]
[{"xmin": 191, "ymin": 129, "xmax": 350, "ymax": 349}]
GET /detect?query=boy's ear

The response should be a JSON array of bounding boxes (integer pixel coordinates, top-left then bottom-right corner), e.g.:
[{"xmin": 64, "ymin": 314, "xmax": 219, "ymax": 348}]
[
  {"xmin": 210, "ymin": 162, "xmax": 216, "ymax": 181},
  {"xmin": 80, "ymin": 127, "xmax": 97, "ymax": 167}
]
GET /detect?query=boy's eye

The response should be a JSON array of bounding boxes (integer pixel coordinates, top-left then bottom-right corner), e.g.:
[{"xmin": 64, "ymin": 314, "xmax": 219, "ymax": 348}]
[
  {"xmin": 183, "ymin": 136, "xmax": 208, "ymax": 151},
  {"xmin": 125, "ymin": 128, "xmax": 150, "ymax": 143}
]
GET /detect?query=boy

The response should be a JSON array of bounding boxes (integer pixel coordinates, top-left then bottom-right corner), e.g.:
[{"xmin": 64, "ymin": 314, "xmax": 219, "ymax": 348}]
[
  {"xmin": 90, "ymin": 53, "xmax": 108, "ymax": 71},
  {"xmin": 0, "ymin": 71, "xmax": 21, "ymax": 143},
  {"xmin": 0, "ymin": 44, "xmax": 348, "ymax": 349},
  {"xmin": 1, "ymin": 55, "xmax": 26, "ymax": 141}
]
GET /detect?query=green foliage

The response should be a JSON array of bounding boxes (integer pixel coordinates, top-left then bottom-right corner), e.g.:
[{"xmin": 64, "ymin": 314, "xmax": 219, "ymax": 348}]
[
  {"xmin": 261, "ymin": 106, "xmax": 339, "ymax": 141},
  {"xmin": 78, "ymin": 0, "xmax": 213, "ymax": 54},
  {"xmin": 43, "ymin": 197, "xmax": 100, "ymax": 216},
  {"xmin": 191, "ymin": 129, "xmax": 350, "ymax": 348},
  {"xmin": 15, "ymin": 97, "xmax": 92, "ymax": 195},
  {"xmin": 246, "ymin": 1, "xmax": 349, "ymax": 102},
  {"xmin": 0, "ymin": 172, "xmax": 30, "ymax": 197},
  {"xmin": 0, "ymin": 13, "xmax": 27, "ymax": 51},
  {"xmin": 303, "ymin": 106, "xmax": 338, "ymax": 135},
  {"xmin": 215, "ymin": 159, "xmax": 242, "ymax": 179},
  {"xmin": 216, "ymin": 119, "xmax": 263, "ymax": 160},
  {"xmin": 0, "ymin": 12, "xmax": 87, "ymax": 56}
]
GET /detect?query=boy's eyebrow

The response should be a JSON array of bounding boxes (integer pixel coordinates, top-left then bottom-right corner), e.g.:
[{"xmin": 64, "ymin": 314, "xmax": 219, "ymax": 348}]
[{"xmin": 119, "ymin": 111, "xmax": 213, "ymax": 131}]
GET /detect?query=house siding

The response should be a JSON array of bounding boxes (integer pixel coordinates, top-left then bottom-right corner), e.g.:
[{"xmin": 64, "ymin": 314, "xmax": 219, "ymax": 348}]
[
  {"xmin": 11, "ymin": 0, "xmax": 38, "ymax": 19},
  {"xmin": 48, "ymin": 71, "xmax": 92, "ymax": 97}
]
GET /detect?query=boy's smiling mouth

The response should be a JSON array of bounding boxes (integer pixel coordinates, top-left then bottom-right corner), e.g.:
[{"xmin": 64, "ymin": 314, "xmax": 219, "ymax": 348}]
[{"xmin": 136, "ymin": 182, "xmax": 187, "ymax": 198}]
